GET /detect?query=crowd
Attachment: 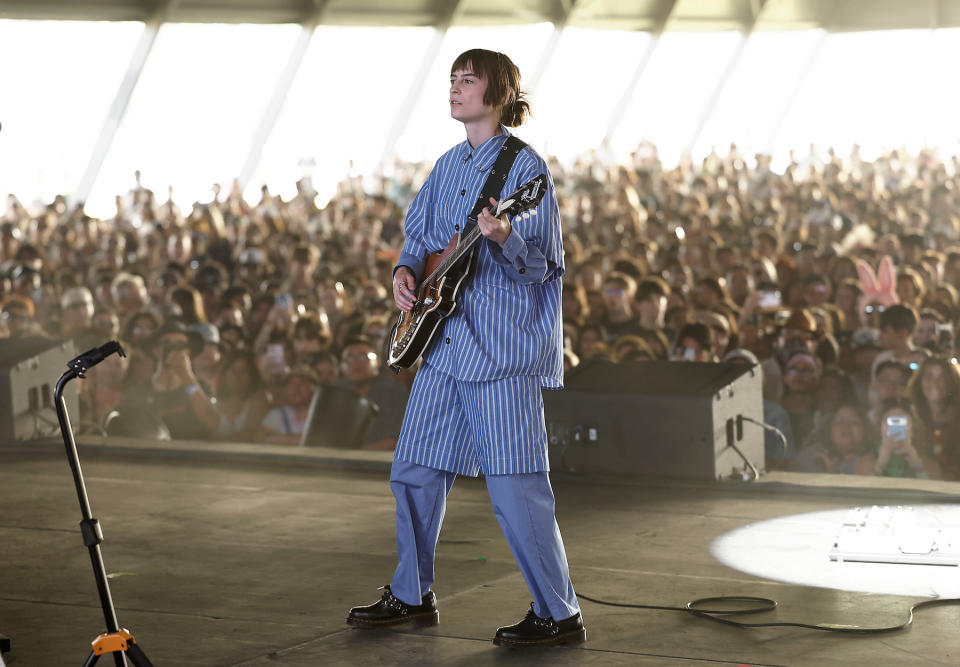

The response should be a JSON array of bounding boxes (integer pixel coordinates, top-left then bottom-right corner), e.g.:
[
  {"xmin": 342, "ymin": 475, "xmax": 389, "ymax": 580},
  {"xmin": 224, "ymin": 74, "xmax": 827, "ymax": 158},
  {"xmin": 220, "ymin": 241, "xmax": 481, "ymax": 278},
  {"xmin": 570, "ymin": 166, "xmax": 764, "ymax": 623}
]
[{"xmin": 2, "ymin": 142, "xmax": 960, "ymax": 480}]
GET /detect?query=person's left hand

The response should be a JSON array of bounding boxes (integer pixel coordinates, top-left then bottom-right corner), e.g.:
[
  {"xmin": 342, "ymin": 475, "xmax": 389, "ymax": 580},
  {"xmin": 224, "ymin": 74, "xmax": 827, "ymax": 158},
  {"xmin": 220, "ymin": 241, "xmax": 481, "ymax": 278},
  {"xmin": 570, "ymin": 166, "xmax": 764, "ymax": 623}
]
[
  {"xmin": 814, "ymin": 450, "xmax": 837, "ymax": 474},
  {"xmin": 167, "ymin": 348, "xmax": 196, "ymax": 386},
  {"xmin": 478, "ymin": 196, "xmax": 511, "ymax": 246}
]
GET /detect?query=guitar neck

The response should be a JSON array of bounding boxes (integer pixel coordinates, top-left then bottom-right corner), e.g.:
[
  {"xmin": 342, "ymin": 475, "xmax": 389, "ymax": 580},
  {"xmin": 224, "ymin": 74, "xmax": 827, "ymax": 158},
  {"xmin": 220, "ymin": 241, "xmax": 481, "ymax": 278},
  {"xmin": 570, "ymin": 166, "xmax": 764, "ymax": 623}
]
[{"xmin": 418, "ymin": 175, "xmax": 543, "ymax": 289}]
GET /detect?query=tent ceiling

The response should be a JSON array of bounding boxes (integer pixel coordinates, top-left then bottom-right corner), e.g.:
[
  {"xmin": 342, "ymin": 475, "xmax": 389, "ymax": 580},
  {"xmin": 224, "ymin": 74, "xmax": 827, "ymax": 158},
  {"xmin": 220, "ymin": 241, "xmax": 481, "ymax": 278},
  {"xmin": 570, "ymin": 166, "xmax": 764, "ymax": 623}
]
[{"xmin": 0, "ymin": 0, "xmax": 957, "ymax": 31}]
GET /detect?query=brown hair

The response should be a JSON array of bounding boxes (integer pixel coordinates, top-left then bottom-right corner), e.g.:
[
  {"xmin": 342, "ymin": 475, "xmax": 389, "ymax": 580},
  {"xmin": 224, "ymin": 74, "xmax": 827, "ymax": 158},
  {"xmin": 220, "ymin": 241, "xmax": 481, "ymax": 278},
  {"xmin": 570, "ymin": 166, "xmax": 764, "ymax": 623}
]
[
  {"xmin": 169, "ymin": 286, "xmax": 207, "ymax": 325},
  {"xmin": 908, "ymin": 356, "xmax": 960, "ymax": 414},
  {"xmin": 451, "ymin": 49, "xmax": 530, "ymax": 127}
]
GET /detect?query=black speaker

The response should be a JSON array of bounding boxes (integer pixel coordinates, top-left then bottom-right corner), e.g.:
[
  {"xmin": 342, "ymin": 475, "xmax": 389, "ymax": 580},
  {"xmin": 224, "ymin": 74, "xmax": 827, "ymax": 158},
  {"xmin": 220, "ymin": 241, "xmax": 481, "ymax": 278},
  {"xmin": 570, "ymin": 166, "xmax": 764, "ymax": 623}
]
[
  {"xmin": 544, "ymin": 360, "xmax": 764, "ymax": 481},
  {"xmin": 0, "ymin": 338, "xmax": 78, "ymax": 442},
  {"xmin": 300, "ymin": 384, "xmax": 381, "ymax": 449}
]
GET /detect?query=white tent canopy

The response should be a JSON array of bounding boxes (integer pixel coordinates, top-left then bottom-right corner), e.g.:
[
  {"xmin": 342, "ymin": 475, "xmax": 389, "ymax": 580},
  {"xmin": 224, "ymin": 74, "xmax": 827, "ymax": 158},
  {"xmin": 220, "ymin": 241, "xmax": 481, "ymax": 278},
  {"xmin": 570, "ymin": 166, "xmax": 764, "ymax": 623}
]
[
  {"xmin": 2, "ymin": 0, "xmax": 959, "ymax": 215},
  {"xmin": 3, "ymin": 0, "xmax": 960, "ymax": 32}
]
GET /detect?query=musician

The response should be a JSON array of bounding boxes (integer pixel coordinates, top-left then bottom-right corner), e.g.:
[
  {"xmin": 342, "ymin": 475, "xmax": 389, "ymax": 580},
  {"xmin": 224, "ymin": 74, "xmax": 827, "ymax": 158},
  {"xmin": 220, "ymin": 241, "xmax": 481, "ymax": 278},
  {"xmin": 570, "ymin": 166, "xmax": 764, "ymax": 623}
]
[{"xmin": 346, "ymin": 49, "xmax": 584, "ymax": 647}]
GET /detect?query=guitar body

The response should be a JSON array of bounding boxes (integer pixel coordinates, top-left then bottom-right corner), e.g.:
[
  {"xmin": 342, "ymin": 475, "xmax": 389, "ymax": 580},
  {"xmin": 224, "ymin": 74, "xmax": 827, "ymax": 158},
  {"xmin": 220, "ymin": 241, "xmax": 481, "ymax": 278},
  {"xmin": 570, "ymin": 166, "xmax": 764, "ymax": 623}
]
[
  {"xmin": 386, "ymin": 233, "xmax": 476, "ymax": 370},
  {"xmin": 385, "ymin": 173, "xmax": 548, "ymax": 371}
]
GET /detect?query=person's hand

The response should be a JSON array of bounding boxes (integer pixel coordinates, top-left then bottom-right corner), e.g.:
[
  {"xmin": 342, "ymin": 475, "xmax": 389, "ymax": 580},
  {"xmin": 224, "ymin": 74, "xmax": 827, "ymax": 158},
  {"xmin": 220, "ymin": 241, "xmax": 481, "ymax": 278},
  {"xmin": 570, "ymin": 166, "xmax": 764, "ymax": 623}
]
[
  {"xmin": 478, "ymin": 196, "xmax": 512, "ymax": 246},
  {"xmin": 878, "ymin": 418, "xmax": 921, "ymax": 470},
  {"xmin": 890, "ymin": 437, "xmax": 923, "ymax": 470},
  {"xmin": 393, "ymin": 266, "xmax": 416, "ymax": 312},
  {"xmin": 875, "ymin": 433, "xmax": 897, "ymax": 472},
  {"xmin": 814, "ymin": 450, "xmax": 837, "ymax": 474},
  {"xmin": 269, "ymin": 303, "xmax": 294, "ymax": 329},
  {"xmin": 167, "ymin": 348, "xmax": 196, "ymax": 386}
]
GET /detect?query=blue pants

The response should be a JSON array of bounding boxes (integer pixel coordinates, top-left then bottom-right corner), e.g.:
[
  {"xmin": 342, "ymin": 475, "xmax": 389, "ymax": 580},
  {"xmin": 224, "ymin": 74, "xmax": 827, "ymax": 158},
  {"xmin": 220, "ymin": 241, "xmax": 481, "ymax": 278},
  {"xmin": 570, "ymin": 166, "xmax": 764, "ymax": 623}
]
[
  {"xmin": 390, "ymin": 458, "xmax": 580, "ymax": 621},
  {"xmin": 394, "ymin": 363, "xmax": 550, "ymax": 476}
]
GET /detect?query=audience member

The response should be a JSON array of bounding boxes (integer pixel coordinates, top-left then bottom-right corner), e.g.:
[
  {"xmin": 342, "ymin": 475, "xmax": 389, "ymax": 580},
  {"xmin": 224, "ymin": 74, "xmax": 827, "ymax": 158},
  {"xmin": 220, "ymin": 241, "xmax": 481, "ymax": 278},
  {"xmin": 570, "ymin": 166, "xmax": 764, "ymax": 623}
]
[
  {"xmin": 790, "ymin": 400, "xmax": 874, "ymax": 474},
  {"xmin": 259, "ymin": 365, "xmax": 319, "ymax": 445},
  {"xmin": 215, "ymin": 350, "xmax": 271, "ymax": 442},
  {"xmin": 865, "ymin": 398, "xmax": 939, "ymax": 479},
  {"xmin": 908, "ymin": 356, "xmax": 960, "ymax": 479},
  {"xmin": 337, "ymin": 337, "xmax": 408, "ymax": 450},
  {"xmin": 189, "ymin": 322, "xmax": 224, "ymax": 392},
  {"xmin": 117, "ymin": 320, "xmax": 220, "ymax": 440}
]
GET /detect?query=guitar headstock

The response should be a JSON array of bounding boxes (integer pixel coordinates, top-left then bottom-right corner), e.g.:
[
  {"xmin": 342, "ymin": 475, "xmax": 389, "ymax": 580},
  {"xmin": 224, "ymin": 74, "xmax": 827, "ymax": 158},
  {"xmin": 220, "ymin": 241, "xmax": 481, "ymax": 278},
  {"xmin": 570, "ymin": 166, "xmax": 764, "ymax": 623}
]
[{"xmin": 495, "ymin": 173, "xmax": 548, "ymax": 219}]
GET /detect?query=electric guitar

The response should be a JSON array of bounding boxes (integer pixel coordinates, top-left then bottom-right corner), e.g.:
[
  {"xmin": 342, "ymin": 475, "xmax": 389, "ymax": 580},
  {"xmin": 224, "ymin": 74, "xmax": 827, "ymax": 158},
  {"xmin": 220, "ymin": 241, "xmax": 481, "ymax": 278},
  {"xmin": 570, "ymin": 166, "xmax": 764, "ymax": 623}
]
[{"xmin": 386, "ymin": 173, "xmax": 549, "ymax": 370}]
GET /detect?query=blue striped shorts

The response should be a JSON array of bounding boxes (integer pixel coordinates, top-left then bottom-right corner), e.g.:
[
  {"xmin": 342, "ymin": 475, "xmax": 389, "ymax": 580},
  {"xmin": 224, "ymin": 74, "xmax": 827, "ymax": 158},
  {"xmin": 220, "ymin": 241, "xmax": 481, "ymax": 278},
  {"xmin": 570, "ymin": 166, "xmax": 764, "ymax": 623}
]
[{"xmin": 394, "ymin": 362, "xmax": 550, "ymax": 476}]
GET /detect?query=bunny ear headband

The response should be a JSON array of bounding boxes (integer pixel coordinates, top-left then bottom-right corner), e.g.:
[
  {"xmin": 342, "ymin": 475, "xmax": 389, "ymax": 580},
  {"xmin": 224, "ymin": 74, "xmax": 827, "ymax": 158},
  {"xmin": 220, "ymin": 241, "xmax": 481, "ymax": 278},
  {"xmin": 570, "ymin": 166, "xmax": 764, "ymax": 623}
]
[{"xmin": 856, "ymin": 255, "xmax": 899, "ymax": 307}]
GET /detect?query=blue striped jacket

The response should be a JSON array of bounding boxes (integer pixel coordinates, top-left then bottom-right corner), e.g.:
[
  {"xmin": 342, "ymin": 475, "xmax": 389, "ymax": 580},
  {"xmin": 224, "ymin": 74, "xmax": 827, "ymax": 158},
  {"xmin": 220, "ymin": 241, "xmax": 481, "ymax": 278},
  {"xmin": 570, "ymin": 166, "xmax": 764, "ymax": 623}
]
[{"xmin": 395, "ymin": 126, "xmax": 565, "ymax": 388}]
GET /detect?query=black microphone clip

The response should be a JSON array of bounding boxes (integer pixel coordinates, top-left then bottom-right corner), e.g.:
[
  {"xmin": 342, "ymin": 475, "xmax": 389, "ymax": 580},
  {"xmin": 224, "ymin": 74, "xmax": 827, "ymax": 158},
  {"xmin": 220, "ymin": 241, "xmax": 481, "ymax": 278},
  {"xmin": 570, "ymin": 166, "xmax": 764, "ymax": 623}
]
[{"xmin": 68, "ymin": 340, "xmax": 127, "ymax": 378}]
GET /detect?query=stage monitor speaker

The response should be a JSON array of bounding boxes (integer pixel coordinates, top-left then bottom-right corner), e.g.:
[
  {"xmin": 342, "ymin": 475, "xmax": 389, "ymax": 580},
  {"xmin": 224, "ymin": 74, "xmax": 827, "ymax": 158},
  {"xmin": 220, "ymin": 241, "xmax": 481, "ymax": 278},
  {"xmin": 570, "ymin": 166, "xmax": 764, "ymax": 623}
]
[
  {"xmin": 544, "ymin": 359, "xmax": 764, "ymax": 481},
  {"xmin": 0, "ymin": 338, "xmax": 77, "ymax": 442},
  {"xmin": 300, "ymin": 384, "xmax": 380, "ymax": 449}
]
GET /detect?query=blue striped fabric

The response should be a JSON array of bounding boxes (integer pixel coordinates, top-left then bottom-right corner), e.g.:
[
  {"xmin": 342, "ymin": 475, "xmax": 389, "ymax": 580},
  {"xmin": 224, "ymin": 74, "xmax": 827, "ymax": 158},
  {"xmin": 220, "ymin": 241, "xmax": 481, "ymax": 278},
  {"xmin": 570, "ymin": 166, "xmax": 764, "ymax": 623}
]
[
  {"xmin": 394, "ymin": 362, "xmax": 549, "ymax": 475},
  {"xmin": 395, "ymin": 125, "xmax": 565, "ymax": 388}
]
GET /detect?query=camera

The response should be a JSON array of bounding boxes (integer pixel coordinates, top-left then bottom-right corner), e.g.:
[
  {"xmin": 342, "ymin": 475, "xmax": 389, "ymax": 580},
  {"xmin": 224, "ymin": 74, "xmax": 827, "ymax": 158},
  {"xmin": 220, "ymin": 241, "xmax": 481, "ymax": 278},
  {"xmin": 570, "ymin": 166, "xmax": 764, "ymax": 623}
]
[{"xmin": 885, "ymin": 415, "xmax": 908, "ymax": 441}]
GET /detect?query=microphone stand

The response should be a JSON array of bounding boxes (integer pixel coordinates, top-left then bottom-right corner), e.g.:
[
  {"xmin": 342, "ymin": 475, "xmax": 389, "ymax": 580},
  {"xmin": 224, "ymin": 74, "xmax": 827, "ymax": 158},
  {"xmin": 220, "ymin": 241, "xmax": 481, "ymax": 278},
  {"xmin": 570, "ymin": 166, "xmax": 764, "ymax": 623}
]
[{"xmin": 55, "ymin": 341, "xmax": 153, "ymax": 667}]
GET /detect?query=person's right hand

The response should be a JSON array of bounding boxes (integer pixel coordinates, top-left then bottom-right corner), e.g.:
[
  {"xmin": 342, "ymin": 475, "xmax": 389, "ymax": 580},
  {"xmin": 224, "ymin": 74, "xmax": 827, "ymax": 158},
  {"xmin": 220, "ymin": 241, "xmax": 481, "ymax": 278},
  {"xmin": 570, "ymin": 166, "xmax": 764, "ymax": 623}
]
[
  {"xmin": 813, "ymin": 450, "xmax": 836, "ymax": 473},
  {"xmin": 875, "ymin": 433, "xmax": 897, "ymax": 470},
  {"xmin": 167, "ymin": 348, "xmax": 195, "ymax": 385},
  {"xmin": 889, "ymin": 437, "xmax": 923, "ymax": 470},
  {"xmin": 269, "ymin": 303, "xmax": 294, "ymax": 329},
  {"xmin": 393, "ymin": 267, "xmax": 416, "ymax": 312}
]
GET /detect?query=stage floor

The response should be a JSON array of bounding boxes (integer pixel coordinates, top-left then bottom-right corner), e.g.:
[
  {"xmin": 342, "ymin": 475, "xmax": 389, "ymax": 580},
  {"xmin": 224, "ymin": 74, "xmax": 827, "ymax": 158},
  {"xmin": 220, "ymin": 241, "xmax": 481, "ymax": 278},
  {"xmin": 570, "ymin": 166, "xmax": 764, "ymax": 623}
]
[{"xmin": 2, "ymin": 440, "xmax": 960, "ymax": 666}]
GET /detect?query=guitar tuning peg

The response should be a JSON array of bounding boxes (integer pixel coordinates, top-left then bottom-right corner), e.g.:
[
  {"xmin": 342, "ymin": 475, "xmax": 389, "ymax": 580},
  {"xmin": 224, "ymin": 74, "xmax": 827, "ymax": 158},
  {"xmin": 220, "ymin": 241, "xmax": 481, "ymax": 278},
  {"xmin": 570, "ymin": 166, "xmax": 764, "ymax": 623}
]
[
  {"xmin": 522, "ymin": 212, "xmax": 530, "ymax": 220},
  {"xmin": 529, "ymin": 210, "xmax": 537, "ymax": 216}
]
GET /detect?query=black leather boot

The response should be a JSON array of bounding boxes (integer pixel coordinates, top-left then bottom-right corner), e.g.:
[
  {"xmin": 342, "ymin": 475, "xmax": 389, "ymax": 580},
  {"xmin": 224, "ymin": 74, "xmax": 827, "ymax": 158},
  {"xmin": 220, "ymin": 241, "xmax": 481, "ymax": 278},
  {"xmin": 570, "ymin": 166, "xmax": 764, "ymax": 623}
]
[
  {"xmin": 346, "ymin": 585, "xmax": 439, "ymax": 628},
  {"xmin": 493, "ymin": 603, "xmax": 586, "ymax": 647}
]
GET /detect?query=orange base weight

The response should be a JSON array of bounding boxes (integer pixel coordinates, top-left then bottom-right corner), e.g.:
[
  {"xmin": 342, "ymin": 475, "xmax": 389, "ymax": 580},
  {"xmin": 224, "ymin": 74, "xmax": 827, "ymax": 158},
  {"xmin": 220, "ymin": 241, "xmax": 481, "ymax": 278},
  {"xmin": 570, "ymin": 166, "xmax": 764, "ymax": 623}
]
[{"xmin": 91, "ymin": 629, "xmax": 135, "ymax": 656}]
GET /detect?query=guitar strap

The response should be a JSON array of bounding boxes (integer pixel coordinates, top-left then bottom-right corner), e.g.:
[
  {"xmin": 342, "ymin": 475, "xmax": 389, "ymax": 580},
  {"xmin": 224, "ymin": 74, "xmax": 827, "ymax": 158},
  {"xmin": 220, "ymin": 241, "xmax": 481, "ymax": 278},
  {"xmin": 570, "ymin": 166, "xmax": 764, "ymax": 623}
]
[{"xmin": 465, "ymin": 135, "xmax": 528, "ymax": 228}]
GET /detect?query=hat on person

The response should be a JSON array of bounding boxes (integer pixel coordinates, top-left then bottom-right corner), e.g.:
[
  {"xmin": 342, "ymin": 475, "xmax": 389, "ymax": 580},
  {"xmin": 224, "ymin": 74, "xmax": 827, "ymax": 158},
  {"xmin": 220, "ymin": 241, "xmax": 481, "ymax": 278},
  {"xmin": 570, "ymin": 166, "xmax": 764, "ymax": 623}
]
[
  {"xmin": 784, "ymin": 350, "xmax": 820, "ymax": 372},
  {"xmin": 694, "ymin": 310, "xmax": 730, "ymax": 334},
  {"xmin": 850, "ymin": 327, "xmax": 882, "ymax": 352},
  {"xmin": 61, "ymin": 286, "xmax": 95, "ymax": 310},
  {"xmin": 723, "ymin": 348, "xmax": 760, "ymax": 366},
  {"xmin": 147, "ymin": 318, "xmax": 205, "ymax": 357},
  {"xmin": 188, "ymin": 322, "xmax": 221, "ymax": 347},
  {"xmin": 782, "ymin": 308, "xmax": 818, "ymax": 335}
]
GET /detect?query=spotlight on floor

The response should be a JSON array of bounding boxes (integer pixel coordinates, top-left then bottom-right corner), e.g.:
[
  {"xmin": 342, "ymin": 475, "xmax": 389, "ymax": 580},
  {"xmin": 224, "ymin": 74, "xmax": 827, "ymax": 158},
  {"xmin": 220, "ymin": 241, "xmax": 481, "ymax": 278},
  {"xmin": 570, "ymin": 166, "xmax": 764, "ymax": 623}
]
[{"xmin": 710, "ymin": 505, "xmax": 960, "ymax": 597}]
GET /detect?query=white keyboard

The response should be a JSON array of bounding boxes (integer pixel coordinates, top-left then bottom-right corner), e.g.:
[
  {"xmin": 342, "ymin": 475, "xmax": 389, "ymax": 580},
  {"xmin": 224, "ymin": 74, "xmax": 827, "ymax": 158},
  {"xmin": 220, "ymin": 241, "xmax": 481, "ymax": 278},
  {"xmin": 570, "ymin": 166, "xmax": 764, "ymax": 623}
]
[{"xmin": 830, "ymin": 505, "xmax": 960, "ymax": 566}]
